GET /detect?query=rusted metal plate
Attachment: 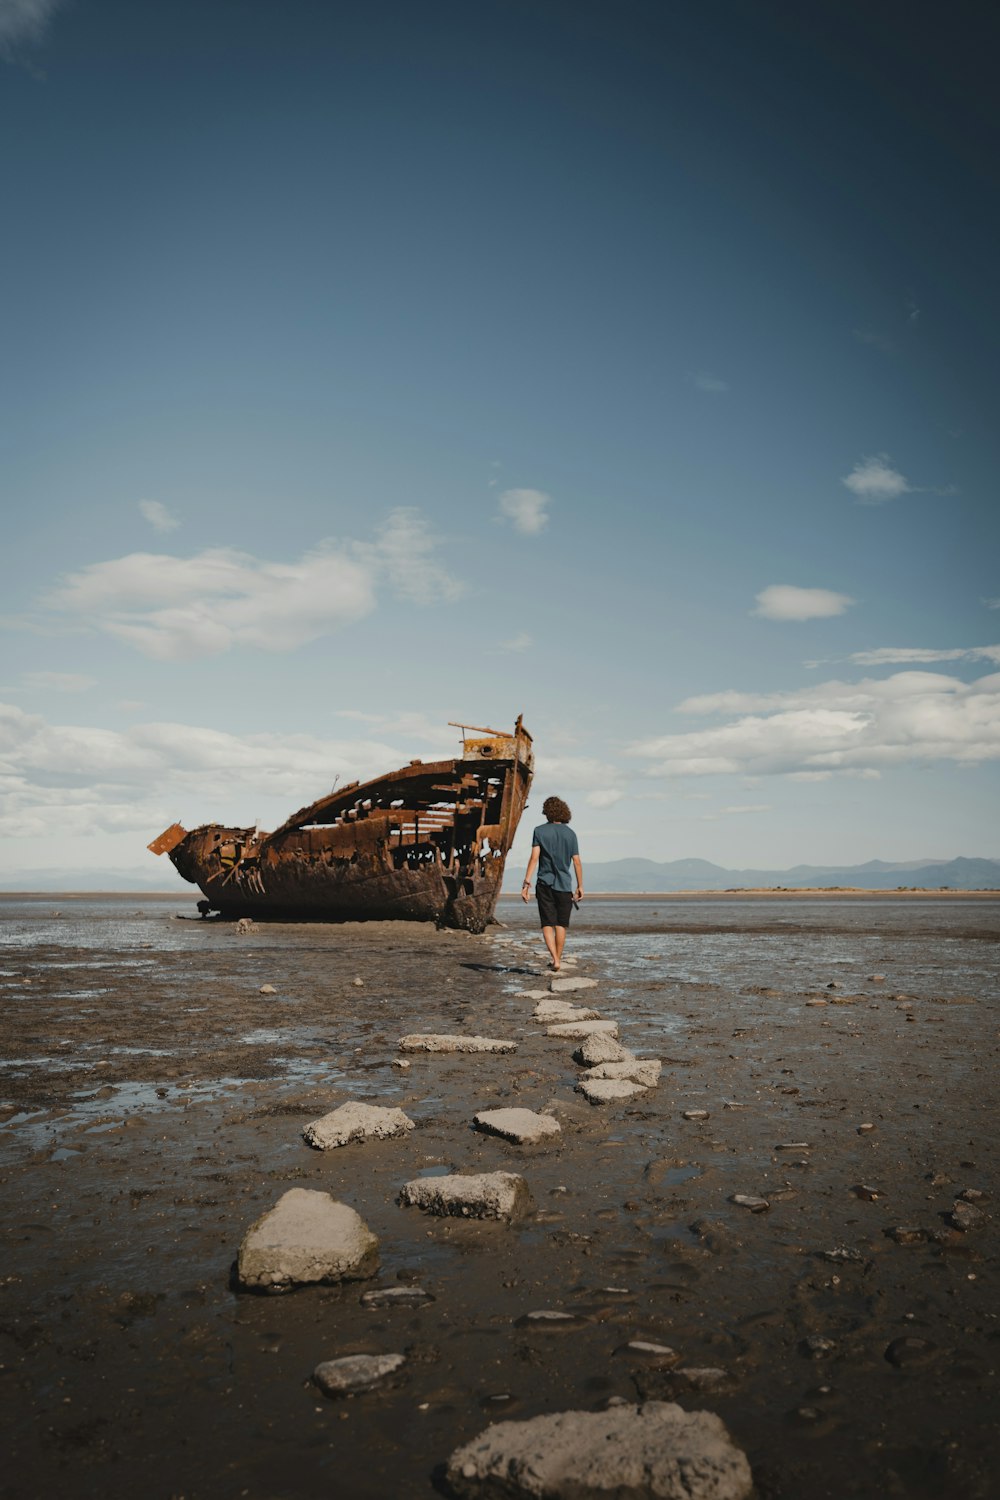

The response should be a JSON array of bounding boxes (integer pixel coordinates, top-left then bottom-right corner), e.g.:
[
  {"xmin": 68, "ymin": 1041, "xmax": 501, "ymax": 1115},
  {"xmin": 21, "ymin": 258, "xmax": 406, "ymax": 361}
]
[{"xmin": 147, "ymin": 823, "xmax": 188, "ymax": 856}]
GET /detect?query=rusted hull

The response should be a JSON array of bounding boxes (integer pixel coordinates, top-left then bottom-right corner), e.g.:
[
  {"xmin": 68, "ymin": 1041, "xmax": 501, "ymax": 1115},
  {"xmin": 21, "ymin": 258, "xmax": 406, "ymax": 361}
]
[{"xmin": 151, "ymin": 719, "xmax": 533, "ymax": 934}]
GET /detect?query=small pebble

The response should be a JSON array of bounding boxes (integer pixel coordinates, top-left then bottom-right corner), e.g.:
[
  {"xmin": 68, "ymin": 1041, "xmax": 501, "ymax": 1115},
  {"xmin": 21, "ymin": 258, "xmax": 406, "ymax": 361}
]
[{"xmin": 731, "ymin": 1194, "xmax": 770, "ymax": 1213}]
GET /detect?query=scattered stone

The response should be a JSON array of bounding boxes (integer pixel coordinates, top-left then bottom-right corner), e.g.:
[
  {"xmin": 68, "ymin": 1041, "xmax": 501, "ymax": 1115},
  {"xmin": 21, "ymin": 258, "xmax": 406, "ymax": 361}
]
[
  {"xmin": 658, "ymin": 1367, "xmax": 733, "ymax": 1393},
  {"xmin": 533, "ymin": 1001, "xmax": 602, "ymax": 1024},
  {"xmin": 360, "ymin": 1286, "xmax": 434, "ymax": 1310},
  {"xmin": 868, "ymin": 974, "xmax": 886, "ymax": 982},
  {"xmin": 573, "ymin": 1033, "xmax": 630, "ymax": 1066},
  {"xmin": 887, "ymin": 1226, "xmax": 926, "ymax": 1245},
  {"xmin": 234, "ymin": 917, "xmax": 259, "ymax": 935},
  {"xmin": 957, "ymin": 1187, "xmax": 987, "ymax": 1204},
  {"xmin": 302, "ymin": 1102, "xmax": 415, "ymax": 1150},
  {"xmin": 473, "ymin": 1109, "xmax": 561, "ymax": 1145},
  {"xmin": 826, "ymin": 981, "xmax": 843, "ymax": 989},
  {"xmin": 515, "ymin": 1310, "xmax": 587, "ymax": 1330},
  {"xmin": 313, "ymin": 1352, "xmax": 404, "ymax": 1396},
  {"xmin": 805, "ymin": 999, "xmax": 827, "ymax": 1007},
  {"xmin": 259, "ymin": 983, "xmax": 278, "ymax": 994},
  {"xmin": 800, "ymin": 1335, "xmax": 837, "ymax": 1359},
  {"xmin": 585, "ymin": 1058, "xmax": 662, "ymax": 1087},
  {"xmin": 549, "ymin": 976, "xmax": 599, "ymax": 994},
  {"xmin": 682, "ymin": 1109, "xmax": 710, "ymax": 1121},
  {"xmin": 775, "ymin": 1142, "xmax": 812, "ymax": 1151},
  {"xmin": 731, "ymin": 1194, "xmax": 769, "ymax": 1213},
  {"xmin": 445, "ymin": 1402, "xmax": 753, "ymax": 1500},
  {"xmin": 949, "ymin": 1200, "xmax": 987, "ymax": 1231},
  {"xmin": 852, "ymin": 1183, "xmax": 882, "ymax": 1201},
  {"xmin": 885, "ymin": 1337, "xmax": 939, "ymax": 1368},
  {"xmin": 547, "ymin": 1019, "xmax": 619, "ymax": 1040},
  {"xmin": 392, "ymin": 1058, "xmax": 411, "ymax": 1070},
  {"xmin": 398, "ymin": 1171, "xmax": 532, "ymax": 1222},
  {"xmin": 614, "ymin": 1341, "xmax": 680, "ymax": 1366},
  {"xmin": 237, "ymin": 1189, "xmax": 378, "ymax": 1290},
  {"xmin": 576, "ymin": 1078, "xmax": 648, "ymax": 1106},
  {"xmin": 398, "ymin": 1034, "xmax": 517, "ymax": 1054},
  {"xmin": 857, "ymin": 1123, "xmax": 876, "ymax": 1134},
  {"xmin": 819, "ymin": 1246, "xmax": 866, "ymax": 1264}
]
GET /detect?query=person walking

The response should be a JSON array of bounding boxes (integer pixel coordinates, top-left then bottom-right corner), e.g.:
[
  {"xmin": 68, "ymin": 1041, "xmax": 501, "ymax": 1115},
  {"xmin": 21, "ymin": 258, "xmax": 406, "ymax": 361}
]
[{"xmin": 521, "ymin": 796, "xmax": 584, "ymax": 972}]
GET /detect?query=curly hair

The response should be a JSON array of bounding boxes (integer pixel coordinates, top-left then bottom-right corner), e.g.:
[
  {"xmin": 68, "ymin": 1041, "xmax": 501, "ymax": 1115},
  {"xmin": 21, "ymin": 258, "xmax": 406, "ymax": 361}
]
[{"xmin": 542, "ymin": 796, "xmax": 572, "ymax": 823}]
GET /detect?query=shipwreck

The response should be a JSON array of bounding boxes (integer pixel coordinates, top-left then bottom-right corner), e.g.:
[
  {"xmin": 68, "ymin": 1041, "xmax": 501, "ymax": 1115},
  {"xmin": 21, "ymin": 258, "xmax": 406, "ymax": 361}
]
[{"xmin": 148, "ymin": 718, "xmax": 533, "ymax": 932}]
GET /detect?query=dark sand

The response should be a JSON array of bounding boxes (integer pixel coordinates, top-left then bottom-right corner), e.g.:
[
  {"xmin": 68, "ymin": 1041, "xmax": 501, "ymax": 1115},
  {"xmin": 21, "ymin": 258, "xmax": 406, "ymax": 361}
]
[{"xmin": 1, "ymin": 898, "xmax": 997, "ymax": 1499}]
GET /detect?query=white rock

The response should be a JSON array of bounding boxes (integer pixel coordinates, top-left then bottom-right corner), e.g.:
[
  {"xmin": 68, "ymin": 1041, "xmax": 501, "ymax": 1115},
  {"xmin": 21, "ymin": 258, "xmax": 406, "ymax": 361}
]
[
  {"xmin": 516, "ymin": 989, "xmax": 552, "ymax": 1000},
  {"xmin": 533, "ymin": 1002, "xmax": 602, "ymax": 1024},
  {"xmin": 360, "ymin": 1286, "xmax": 434, "ymax": 1309},
  {"xmin": 549, "ymin": 976, "xmax": 599, "ymax": 994},
  {"xmin": 398, "ymin": 1034, "xmax": 517, "ymax": 1054},
  {"xmin": 445, "ymin": 1401, "xmax": 753, "ymax": 1499},
  {"xmin": 313, "ymin": 1352, "xmax": 404, "ymax": 1396},
  {"xmin": 576, "ymin": 1078, "xmax": 648, "ymax": 1105},
  {"xmin": 585, "ymin": 1058, "xmax": 661, "ymax": 1087},
  {"xmin": 547, "ymin": 1019, "xmax": 619, "ymax": 1040},
  {"xmin": 237, "ymin": 1189, "xmax": 378, "ymax": 1290},
  {"xmin": 573, "ymin": 1034, "xmax": 631, "ymax": 1066},
  {"xmin": 399, "ymin": 1170, "xmax": 532, "ymax": 1222},
  {"xmin": 473, "ymin": 1109, "xmax": 562, "ymax": 1145},
  {"xmin": 302, "ymin": 1101, "xmax": 415, "ymax": 1150},
  {"xmin": 259, "ymin": 983, "xmax": 278, "ymax": 994}
]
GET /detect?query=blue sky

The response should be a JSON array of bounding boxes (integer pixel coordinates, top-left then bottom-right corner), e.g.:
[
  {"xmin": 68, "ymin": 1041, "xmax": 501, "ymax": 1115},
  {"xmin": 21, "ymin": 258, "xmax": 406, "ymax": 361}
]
[{"xmin": 1, "ymin": 0, "xmax": 998, "ymax": 883}]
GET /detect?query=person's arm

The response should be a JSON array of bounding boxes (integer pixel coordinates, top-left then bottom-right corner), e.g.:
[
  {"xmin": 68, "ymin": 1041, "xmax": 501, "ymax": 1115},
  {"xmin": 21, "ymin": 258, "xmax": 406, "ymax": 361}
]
[
  {"xmin": 522, "ymin": 846, "xmax": 540, "ymax": 902},
  {"xmin": 572, "ymin": 853, "xmax": 583, "ymax": 901}
]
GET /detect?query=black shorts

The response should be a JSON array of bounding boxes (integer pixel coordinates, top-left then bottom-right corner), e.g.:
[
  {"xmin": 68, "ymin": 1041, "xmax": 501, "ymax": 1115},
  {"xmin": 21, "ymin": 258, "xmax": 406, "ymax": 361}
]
[{"xmin": 536, "ymin": 881, "xmax": 573, "ymax": 928}]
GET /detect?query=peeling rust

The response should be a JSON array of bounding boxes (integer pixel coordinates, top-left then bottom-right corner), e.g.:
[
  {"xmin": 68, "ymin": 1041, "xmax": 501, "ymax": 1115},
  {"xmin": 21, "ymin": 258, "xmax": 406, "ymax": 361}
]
[{"xmin": 148, "ymin": 717, "xmax": 533, "ymax": 932}]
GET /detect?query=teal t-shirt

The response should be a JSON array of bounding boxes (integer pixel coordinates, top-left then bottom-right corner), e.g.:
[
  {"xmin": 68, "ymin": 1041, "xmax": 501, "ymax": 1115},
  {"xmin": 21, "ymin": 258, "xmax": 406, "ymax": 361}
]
[{"xmin": 532, "ymin": 822, "xmax": 579, "ymax": 892}]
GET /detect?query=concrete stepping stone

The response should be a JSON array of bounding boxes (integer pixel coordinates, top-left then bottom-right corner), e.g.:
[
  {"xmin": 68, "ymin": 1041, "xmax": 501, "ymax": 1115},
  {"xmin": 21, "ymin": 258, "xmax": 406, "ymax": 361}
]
[
  {"xmin": 313, "ymin": 1352, "xmax": 405, "ymax": 1397},
  {"xmin": 445, "ymin": 1401, "xmax": 753, "ymax": 1499},
  {"xmin": 398, "ymin": 1170, "xmax": 532, "ymax": 1221},
  {"xmin": 549, "ymin": 976, "xmax": 599, "ymax": 994},
  {"xmin": 576, "ymin": 1078, "xmax": 648, "ymax": 1105},
  {"xmin": 302, "ymin": 1101, "xmax": 415, "ymax": 1150},
  {"xmin": 473, "ymin": 1108, "xmax": 562, "ymax": 1145},
  {"xmin": 533, "ymin": 1001, "xmax": 602, "ymax": 1023},
  {"xmin": 398, "ymin": 1034, "xmax": 517, "ymax": 1054},
  {"xmin": 547, "ymin": 1019, "xmax": 619, "ymax": 1040},
  {"xmin": 585, "ymin": 1058, "xmax": 661, "ymax": 1087},
  {"xmin": 237, "ymin": 1188, "xmax": 378, "ymax": 1290},
  {"xmin": 573, "ymin": 1033, "xmax": 630, "ymax": 1066}
]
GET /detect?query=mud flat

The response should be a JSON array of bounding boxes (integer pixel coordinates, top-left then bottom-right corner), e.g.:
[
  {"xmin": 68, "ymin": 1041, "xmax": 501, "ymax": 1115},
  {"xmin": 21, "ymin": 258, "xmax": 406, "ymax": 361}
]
[{"xmin": 0, "ymin": 896, "xmax": 997, "ymax": 1499}]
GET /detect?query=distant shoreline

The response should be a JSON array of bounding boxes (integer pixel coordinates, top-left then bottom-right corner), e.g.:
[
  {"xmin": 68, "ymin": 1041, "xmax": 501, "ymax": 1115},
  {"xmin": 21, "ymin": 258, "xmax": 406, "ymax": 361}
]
[{"xmin": 1, "ymin": 887, "xmax": 998, "ymax": 902}]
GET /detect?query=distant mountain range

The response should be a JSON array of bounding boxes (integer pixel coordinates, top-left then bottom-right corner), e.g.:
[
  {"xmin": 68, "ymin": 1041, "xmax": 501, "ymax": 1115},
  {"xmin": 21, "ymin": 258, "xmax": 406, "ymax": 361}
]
[
  {"xmin": 508, "ymin": 856, "xmax": 1000, "ymax": 893},
  {"xmin": 1, "ymin": 856, "xmax": 998, "ymax": 895}
]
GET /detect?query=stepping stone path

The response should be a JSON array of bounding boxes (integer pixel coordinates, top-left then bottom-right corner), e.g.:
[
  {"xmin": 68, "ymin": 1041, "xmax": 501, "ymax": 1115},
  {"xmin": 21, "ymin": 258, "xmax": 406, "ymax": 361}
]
[
  {"xmin": 585, "ymin": 1058, "xmax": 661, "ymax": 1087},
  {"xmin": 473, "ymin": 1108, "xmax": 561, "ymax": 1145},
  {"xmin": 549, "ymin": 976, "xmax": 599, "ymax": 994},
  {"xmin": 573, "ymin": 1033, "xmax": 630, "ymax": 1065},
  {"xmin": 576, "ymin": 1077, "xmax": 648, "ymax": 1105},
  {"xmin": 547, "ymin": 1018, "xmax": 619, "ymax": 1040},
  {"xmin": 398, "ymin": 1033, "xmax": 517, "ymax": 1054},
  {"xmin": 445, "ymin": 1402, "xmax": 754, "ymax": 1500},
  {"xmin": 399, "ymin": 1170, "xmax": 533, "ymax": 1221},
  {"xmin": 237, "ymin": 1189, "xmax": 379, "ymax": 1290},
  {"xmin": 533, "ymin": 1000, "xmax": 602, "ymax": 1023},
  {"xmin": 313, "ymin": 1352, "xmax": 405, "ymax": 1397},
  {"xmin": 302, "ymin": 1101, "xmax": 415, "ymax": 1150}
]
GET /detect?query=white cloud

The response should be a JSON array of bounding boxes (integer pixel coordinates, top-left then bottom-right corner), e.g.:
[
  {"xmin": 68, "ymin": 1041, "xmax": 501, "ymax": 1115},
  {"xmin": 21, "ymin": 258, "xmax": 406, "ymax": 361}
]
[
  {"xmin": 690, "ymin": 372, "xmax": 729, "ymax": 393},
  {"xmin": 35, "ymin": 508, "xmax": 461, "ymax": 660},
  {"xmin": 753, "ymin": 585, "xmax": 856, "ymax": 622},
  {"xmin": 585, "ymin": 788, "xmax": 624, "ymax": 809},
  {"xmin": 841, "ymin": 454, "xmax": 911, "ymax": 504},
  {"xmin": 984, "ymin": 598, "xmax": 1000, "ymax": 610},
  {"xmin": 719, "ymin": 804, "xmax": 770, "ymax": 814},
  {"xmin": 534, "ymin": 754, "xmax": 622, "ymax": 794},
  {"xmin": 138, "ymin": 499, "xmax": 180, "ymax": 534},
  {"xmin": 0, "ymin": 0, "xmax": 63, "ymax": 49},
  {"xmin": 0, "ymin": 700, "xmax": 415, "ymax": 840},
  {"xmin": 21, "ymin": 671, "xmax": 97, "ymax": 693},
  {"xmin": 497, "ymin": 488, "xmax": 550, "ymax": 536},
  {"xmin": 500, "ymin": 632, "xmax": 532, "ymax": 653},
  {"xmin": 628, "ymin": 670, "xmax": 1000, "ymax": 778},
  {"xmin": 850, "ymin": 645, "xmax": 1000, "ymax": 666}
]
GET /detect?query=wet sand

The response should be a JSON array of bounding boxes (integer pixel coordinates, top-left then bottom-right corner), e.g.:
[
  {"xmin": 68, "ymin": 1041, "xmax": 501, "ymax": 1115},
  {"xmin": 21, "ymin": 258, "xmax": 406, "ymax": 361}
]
[{"xmin": 1, "ymin": 897, "xmax": 997, "ymax": 1499}]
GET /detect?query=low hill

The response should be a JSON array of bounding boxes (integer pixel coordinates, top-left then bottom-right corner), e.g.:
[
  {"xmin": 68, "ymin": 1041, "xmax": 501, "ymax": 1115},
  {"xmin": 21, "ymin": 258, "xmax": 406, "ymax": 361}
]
[{"xmin": 507, "ymin": 855, "xmax": 1000, "ymax": 893}]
